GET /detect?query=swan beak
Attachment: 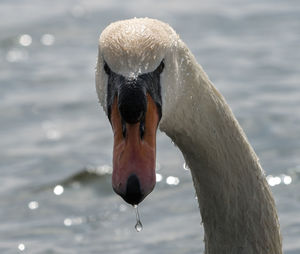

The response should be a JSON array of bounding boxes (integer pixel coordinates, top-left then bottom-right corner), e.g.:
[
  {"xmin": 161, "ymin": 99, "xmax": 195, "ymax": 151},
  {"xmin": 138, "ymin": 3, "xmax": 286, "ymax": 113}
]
[{"xmin": 110, "ymin": 94, "xmax": 159, "ymax": 205}]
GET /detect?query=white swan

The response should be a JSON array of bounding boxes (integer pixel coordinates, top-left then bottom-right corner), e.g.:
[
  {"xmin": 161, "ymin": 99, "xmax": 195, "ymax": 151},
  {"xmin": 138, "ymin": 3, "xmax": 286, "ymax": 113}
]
[{"xmin": 96, "ymin": 18, "xmax": 282, "ymax": 254}]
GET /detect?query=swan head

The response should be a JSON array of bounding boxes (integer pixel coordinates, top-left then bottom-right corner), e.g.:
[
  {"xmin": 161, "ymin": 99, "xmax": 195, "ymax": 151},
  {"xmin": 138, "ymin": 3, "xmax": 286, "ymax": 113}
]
[{"xmin": 96, "ymin": 18, "xmax": 181, "ymax": 205}]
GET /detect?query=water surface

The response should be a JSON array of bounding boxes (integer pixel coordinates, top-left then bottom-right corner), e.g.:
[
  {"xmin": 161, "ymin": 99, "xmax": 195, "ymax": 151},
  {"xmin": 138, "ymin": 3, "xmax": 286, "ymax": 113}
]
[{"xmin": 1, "ymin": 0, "xmax": 300, "ymax": 253}]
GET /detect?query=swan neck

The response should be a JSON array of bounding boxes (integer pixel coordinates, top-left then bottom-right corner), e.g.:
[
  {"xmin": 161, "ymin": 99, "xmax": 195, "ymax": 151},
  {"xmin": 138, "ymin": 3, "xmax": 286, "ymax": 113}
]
[{"xmin": 160, "ymin": 48, "xmax": 282, "ymax": 253}]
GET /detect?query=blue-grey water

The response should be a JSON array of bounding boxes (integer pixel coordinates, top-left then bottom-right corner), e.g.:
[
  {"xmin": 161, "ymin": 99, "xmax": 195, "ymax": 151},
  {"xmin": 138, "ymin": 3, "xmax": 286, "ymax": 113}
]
[{"xmin": 1, "ymin": 0, "xmax": 300, "ymax": 253}]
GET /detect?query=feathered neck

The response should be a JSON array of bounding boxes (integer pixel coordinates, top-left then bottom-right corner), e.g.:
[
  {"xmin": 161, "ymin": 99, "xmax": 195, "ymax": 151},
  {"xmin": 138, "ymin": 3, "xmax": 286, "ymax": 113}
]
[{"xmin": 159, "ymin": 42, "xmax": 282, "ymax": 254}]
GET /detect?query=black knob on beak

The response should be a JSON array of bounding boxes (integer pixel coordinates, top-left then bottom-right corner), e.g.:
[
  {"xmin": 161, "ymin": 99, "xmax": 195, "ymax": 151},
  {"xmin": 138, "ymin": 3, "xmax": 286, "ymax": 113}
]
[{"xmin": 118, "ymin": 79, "xmax": 147, "ymax": 124}]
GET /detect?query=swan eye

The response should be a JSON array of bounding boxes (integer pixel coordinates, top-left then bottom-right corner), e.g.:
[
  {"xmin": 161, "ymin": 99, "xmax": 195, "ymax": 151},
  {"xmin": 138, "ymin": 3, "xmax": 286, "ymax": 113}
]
[
  {"xmin": 104, "ymin": 62, "xmax": 111, "ymax": 75},
  {"xmin": 156, "ymin": 60, "xmax": 164, "ymax": 74}
]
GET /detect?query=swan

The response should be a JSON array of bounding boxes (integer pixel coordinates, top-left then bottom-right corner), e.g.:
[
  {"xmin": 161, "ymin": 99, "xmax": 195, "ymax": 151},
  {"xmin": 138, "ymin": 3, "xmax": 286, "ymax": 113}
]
[{"xmin": 95, "ymin": 18, "xmax": 282, "ymax": 254}]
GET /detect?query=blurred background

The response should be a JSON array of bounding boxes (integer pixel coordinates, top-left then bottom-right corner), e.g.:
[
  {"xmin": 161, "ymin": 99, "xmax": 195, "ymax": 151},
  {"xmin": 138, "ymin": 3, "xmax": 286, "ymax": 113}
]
[{"xmin": 0, "ymin": 0, "xmax": 300, "ymax": 253}]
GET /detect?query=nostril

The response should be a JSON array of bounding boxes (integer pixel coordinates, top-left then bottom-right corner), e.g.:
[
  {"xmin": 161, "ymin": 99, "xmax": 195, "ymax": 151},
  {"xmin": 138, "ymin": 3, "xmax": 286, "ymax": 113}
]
[
  {"xmin": 122, "ymin": 174, "xmax": 144, "ymax": 205},
  {"xmin": 139, "ymin": 117, "xmax": 145, "ymax": 139},
  {"xmin": 121, "ymin": 118, "xmax": 126, "ymax": 138}
]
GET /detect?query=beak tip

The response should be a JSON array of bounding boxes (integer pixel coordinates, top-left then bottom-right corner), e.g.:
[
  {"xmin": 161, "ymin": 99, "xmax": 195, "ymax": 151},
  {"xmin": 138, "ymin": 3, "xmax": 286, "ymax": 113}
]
[
  {"xmin": 113, "ymin": 174, "xmax": 154, "ymax": 205},
  {"xmin": 124, "ymin": 174, "xmax": 144, "ymax": 205}
]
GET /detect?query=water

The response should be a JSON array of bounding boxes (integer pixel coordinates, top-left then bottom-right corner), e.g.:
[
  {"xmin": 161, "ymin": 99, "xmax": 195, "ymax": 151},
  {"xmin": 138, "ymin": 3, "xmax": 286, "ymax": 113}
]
[{"xmin": 0, "ymin": 0, "xmax": 300, "ymax": 253}]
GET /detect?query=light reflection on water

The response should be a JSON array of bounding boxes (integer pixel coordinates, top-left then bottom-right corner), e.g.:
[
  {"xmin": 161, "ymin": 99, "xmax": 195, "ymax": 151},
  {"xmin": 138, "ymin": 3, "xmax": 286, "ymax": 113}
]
[
  {"xmin": 166, "ymin": 176, "xmax": 180, "ymax": 186},
  {"xmin": 11, "ymin": 162, "xmax": 300, "ymax": 254},
  {"xmin": 266, "ymin": 174, "xmax": 292, "ymax": 186},
  {"xmin": 64, "ymin": 217, "xmax": 84, "ymax": 227},
  {"xmin": 156, "ymin": 173, "xmax": 163, "ymax": 182},
  {"xmin": 18, "ymin": 243, "xmax": 25, "ymax": 252},
  {"xmin": 40, "ymin": 34, "xmax": 55, "ymax": 46},
  {"xmin": 42, "ymin": 121, "xmax": 62, "ymax": 141},
  {"xmin": 19, "ymin": 34, "xmax": 32, "ymax": 47},
  {"xmin": 6, "ymin": 49, "xmax": 28, "ymax": 62},
  {"xmin": 85, "ymin": 164, "xmax": 112, "ymax": 175},
  {"xmin": 53, "ymin": 185, "xmax": 64, "ymax": 196},
  {"xmin": 28, "ymin": 201, "xmax": 39, "ymax": 210}
]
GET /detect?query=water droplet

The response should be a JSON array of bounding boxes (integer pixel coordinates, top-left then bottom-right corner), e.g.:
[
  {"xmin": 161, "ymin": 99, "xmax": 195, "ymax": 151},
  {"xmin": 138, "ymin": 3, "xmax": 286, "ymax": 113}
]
[
  {"xmin": 135, "ymin": 220, "xmax": 143, "ymax": 232},
  {"xmin": 133, "ymin": 205, "xmax": 143, "ymax": 232},
  {"xmin": 138, "ymin": 67, "xmax": 142, "ymax": 75}
]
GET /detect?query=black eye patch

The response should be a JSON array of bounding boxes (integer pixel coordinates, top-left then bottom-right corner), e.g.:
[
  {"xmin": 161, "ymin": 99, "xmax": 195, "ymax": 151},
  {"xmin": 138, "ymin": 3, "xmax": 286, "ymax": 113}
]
[
  {"xmin": 105, "ymin": 60, "xmax": 164, "ymax": 123},
  {"xmin": 156, "ymin": 60, "xmax": 164, "ymax": 74},
  {"xmin": 104, "ymin": 62, "xmax": 111, "ymax": 75}
]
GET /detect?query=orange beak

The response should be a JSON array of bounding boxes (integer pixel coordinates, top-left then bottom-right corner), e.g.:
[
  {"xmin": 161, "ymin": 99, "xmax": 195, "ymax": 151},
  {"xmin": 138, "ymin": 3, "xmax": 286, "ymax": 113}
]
[{"xmin": 110, "ymin": 94, "xmax": 159, "ymax": 205}]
